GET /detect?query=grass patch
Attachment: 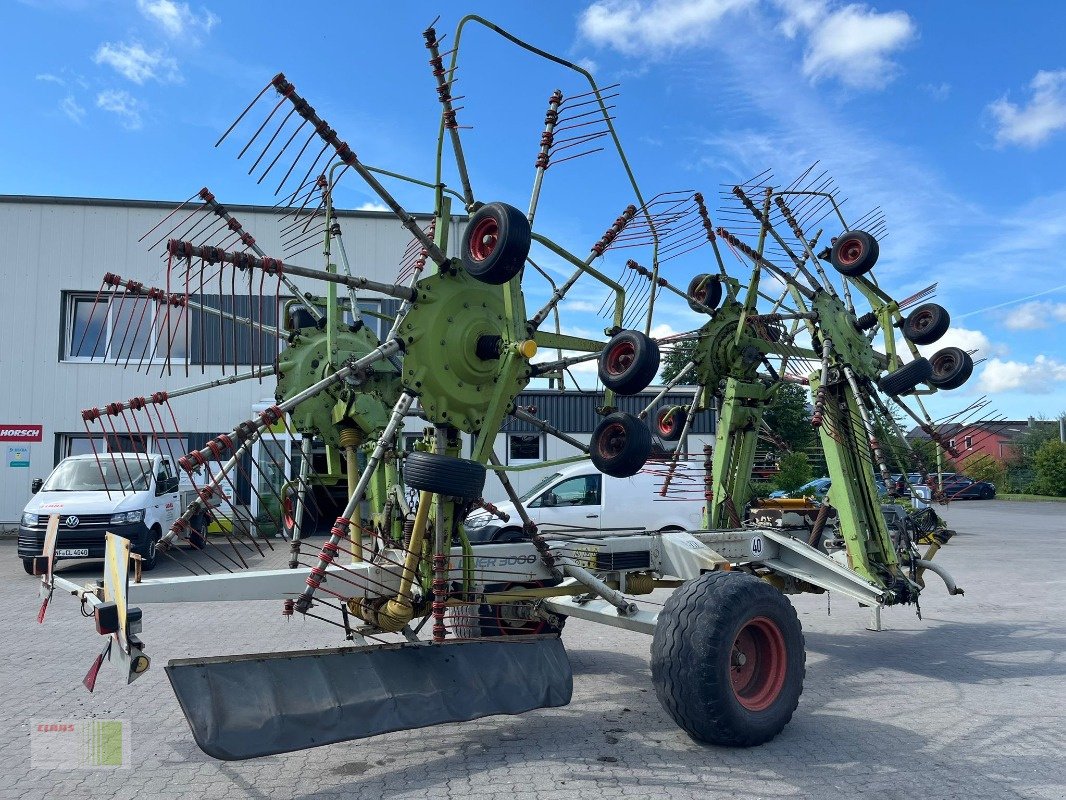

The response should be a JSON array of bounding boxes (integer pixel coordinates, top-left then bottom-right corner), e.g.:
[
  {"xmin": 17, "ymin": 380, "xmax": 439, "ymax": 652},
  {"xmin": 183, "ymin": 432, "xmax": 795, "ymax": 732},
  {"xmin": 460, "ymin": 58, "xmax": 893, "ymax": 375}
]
[{"xmin": 998, "ymin": 493, "xmax": 1066, "ymax": 503}]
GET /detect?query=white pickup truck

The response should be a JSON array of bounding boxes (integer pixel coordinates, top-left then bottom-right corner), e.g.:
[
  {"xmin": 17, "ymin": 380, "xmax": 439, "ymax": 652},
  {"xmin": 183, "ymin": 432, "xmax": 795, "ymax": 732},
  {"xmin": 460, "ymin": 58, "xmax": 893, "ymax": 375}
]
[
  {"xmin": 464, "ymin": 461, "xmax": 705, "ymax": 543},
  {"xmin": 17, "ymin": 453, "xmax": 196, "ymax": 574}
]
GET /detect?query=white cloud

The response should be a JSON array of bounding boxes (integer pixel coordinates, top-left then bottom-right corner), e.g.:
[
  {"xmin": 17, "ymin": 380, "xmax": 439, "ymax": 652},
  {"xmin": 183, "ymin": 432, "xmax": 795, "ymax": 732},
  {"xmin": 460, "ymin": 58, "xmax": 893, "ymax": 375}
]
[
  {"xmin": 96, "ymin": 90, "xmax": 143, "ymax": 130},
  {"xmin": 988, "ymin": 70, "xmax": 1066, "ymax": 148},
  {"xmin": 578, "ymin": 0, "xmax": 755, "ymax": 57},
  {"xmin": 1002, "ymin": 300, "xmax": 1066, "ymax": 330},
  {"xmin": 777, "ymin": 1, "xmax": 917, "ymax": 89},
  {"xmin": 136, "ymin": 0, "xmax": 219, "ymax": 40},
  {"xmin": 93, "ymin": 42, "xmax": 180, "ymax": 84},
  {"xmin": 922, "ymin": 81, "xmax": 951, "ymax": 101},
  {"xmin": 978, "ymin": 355, "xmax": 1066, "ymax": 394},
  {"xmin": 36, "ymin": 73, "xmax": 65, "ymax": 85},
  {"xmin": 59, "ymin": 95, "xmax": 85, "ymax": 124},
  {"xmin": 913, "ymin": 326, "xmax": 1008, "ymax": 361},
  {"xmin": 356, "ymin": 202, "xmax": 389, "ymax": 212}
]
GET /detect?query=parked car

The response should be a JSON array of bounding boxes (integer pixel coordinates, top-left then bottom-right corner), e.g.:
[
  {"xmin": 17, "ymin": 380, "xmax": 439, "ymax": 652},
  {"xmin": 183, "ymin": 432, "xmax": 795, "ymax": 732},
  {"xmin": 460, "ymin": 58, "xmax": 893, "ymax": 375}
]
[
  {"xmin": 463, "ymin": 461, "xmax": 704, "ymax": 543},
  {"xmin": 18, "ymin": 453, "xmax": 197, "ymax": 574},
  {"xmin": 939, "ymin": 475, "xmax": 996, "ymax": 500},
  {"xmin": 769, "ymin": 477, "xmax": 889, "ymax": 500}
]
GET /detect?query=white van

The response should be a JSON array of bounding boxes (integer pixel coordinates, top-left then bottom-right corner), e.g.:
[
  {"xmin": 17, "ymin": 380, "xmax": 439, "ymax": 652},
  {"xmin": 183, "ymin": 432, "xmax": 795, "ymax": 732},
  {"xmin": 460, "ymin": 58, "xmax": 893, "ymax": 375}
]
[
  {"xmin": 464, "ymin": 461, "xmax": 704, "ymax": 543},
  {"xmin": 17, "ymin": 453, "xmax": 193, "ymax": 574}
]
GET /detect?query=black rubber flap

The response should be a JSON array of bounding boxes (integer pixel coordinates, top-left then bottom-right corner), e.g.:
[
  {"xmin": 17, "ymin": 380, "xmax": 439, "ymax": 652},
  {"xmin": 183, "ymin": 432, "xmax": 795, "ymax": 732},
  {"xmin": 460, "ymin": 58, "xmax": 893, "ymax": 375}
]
[{"xmin": 165, "ymin": 635, "xmax": 572, "ymax": 760}]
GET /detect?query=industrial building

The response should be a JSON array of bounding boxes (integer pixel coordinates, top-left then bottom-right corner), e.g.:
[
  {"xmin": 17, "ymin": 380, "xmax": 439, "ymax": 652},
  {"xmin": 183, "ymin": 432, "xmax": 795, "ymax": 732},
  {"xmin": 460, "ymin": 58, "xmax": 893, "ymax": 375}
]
[{"xmin": 0, "ymin": 195, "xmax": 714, "ymax": 528}]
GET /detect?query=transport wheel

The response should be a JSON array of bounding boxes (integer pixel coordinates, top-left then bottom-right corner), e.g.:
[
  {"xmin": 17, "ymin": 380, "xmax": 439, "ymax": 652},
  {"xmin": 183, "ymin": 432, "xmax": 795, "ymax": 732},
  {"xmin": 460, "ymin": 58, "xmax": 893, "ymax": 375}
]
[
  {"xmin": 687, "ymin": 273, "xmax": 722, "ymax": 313},
  {"xmin": 460, "ymin": 202, "xmax": 531, "ymax": 285},
  {"xmin": 597, "ymin": 330, "xmax": 660, "ymax": 395},
  {"xmin": 876, "ymin": 357, "xmax": 933, "ymax": 396},
  {"xmin": 901, "ymin": 303, "xmax": 950, "ymax": 346},
  {"xmin": 22, "ymin": 558, "xmax": 35, "ymax": 575},
  {"xmin": 141, "ymin": 525, "xmax": 162, "ymax": 571},
  {"xmin": 830, "ymin": 230, "xmax": 879, "ymax": 277},
  {"xmin": 655, "ymin": 406, "xmax": 687, "ymax": 441},
  {"xmin": 928, "ymin": 346, "xmax": 973, "ymax": 390},
  {"xmin": 590, "ymin": 412, "xmax": 652, "ymax": 478},
  {"xmin": 651, "ymin": 570, "xmax": 804, "ymax": 747},
  {"xmin": 404, "ymin": 451, "xmax": 487, "ymax": 501}
]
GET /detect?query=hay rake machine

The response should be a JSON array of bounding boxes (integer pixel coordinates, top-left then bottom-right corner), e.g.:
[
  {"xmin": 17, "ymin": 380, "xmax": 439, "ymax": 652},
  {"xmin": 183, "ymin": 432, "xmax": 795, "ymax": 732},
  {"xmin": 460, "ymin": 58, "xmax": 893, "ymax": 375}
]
[{"xmin": 33, "ymin": 15, "xmax": 975, "ymax": 760}]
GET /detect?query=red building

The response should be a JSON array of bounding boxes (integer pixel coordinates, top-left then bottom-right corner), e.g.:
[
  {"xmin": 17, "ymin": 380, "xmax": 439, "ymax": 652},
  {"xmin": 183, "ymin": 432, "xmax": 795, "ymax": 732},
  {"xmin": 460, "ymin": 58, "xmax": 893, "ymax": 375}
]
[{"xmin": 907, "ymin": 419, "xmax": 1058, "ymax": 463}]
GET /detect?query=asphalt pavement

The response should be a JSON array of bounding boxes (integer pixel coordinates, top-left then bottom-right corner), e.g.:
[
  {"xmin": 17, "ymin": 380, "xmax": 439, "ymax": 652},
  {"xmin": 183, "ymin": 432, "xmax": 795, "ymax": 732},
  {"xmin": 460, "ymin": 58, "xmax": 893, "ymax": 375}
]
[{"xmin": 1, "ymin": 499, "xmax": 1064, "ymax": 800}]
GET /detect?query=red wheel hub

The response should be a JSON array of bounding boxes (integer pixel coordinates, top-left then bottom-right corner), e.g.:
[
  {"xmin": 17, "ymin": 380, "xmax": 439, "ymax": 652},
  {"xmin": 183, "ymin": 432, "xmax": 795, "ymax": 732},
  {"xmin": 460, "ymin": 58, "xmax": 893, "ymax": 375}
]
[
  {"xmin": 912, "ymin": 309, "xmax": 933, "ymax": 332},
  {"xmin": 933, "ymin": 352, "xmax": 957, "ymax": 377},
  {"xmin": 730, "ymin": 616, "xmax": 787, "ymax": 711},
  {"xmin": 837, "ymin": 237, "xmax": 864, "ymax": 266},
  {"xmin": 606, "ymin": 340, "xmax": 636, "ymax": 376},
  {"xmin": 597, "ymin": 422, "xmax": 627, "ymax": 459},
  {"xmin": 283, "ymin": 496, "xmax": 295, "ymax": 529},
  {"xmin": 657, "ymin": 410, "xmax": 675, "ymax": 436},
  {"xmin": 468, "ymin": 216, "xmax": 499, "ymax": 262}
]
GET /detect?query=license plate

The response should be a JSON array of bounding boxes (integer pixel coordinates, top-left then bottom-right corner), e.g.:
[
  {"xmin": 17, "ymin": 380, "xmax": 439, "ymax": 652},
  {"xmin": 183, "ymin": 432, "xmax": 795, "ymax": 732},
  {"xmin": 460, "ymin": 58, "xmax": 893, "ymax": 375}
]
[{"xmin": 56, "ymin": 548, "xmax": 90, "ymax": 558}]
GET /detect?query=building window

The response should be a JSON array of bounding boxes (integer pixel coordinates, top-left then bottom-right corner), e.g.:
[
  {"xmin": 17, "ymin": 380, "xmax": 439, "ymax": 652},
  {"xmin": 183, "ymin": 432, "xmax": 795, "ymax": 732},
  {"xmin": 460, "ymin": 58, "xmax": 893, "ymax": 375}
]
[
  {"xmin": 63, "ymin": 291, "xmax": 278, "ymax": 366},
  {"xmin": 964, "ymin": 436, "xmax": 973, "ymax": 449},
  {"xmin": 508, "ymin": 434, "xmax": 542, "ymax": 463},
  {"xmin": 949, "ymin": 438, "xmax": 956, "ymax": 450}
]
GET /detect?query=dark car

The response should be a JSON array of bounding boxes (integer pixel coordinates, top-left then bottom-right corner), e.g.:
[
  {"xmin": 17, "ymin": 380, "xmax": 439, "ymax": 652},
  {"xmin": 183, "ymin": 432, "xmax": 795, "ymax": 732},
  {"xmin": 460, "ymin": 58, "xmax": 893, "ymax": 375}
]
[{"xmin": 939, "ymin": 475, "xmax": 996, "ymax": 500}]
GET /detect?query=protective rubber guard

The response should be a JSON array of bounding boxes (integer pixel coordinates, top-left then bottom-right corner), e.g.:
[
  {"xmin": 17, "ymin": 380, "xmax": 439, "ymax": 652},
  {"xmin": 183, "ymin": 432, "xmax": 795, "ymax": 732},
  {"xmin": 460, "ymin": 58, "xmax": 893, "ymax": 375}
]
[{"xmin": 166, "ymin": 636, "xmax": 573, "ymax": 760}]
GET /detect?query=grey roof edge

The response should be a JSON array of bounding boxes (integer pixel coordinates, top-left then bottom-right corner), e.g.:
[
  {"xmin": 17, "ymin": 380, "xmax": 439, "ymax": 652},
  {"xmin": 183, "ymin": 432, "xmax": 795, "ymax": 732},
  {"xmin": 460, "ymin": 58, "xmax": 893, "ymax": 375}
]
[{"xmin": 0, "ymin": 194, "xmax": 461, "ymax": 220}]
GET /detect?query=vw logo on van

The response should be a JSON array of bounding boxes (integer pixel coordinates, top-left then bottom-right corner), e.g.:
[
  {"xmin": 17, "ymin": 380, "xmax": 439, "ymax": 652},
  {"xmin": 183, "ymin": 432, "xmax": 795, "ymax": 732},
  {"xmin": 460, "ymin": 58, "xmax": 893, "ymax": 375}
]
[{"xmin": 65, "ymin": 515, "xmax": 80, "ymax": 528}]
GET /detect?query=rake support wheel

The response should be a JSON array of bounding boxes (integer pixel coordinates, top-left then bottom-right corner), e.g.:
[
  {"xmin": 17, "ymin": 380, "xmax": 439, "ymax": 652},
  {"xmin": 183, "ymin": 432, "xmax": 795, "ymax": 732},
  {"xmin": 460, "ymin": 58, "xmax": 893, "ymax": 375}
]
[
  {"xmin": 590, "ymin": 412, "xmax": 652, "ymax": 478},
  {"xmin": 651, "ymin": 570, "xmax": 804, "ymax": 746},
  {"xmin": 655, "ymin": 406, "xmax": 687, "ymax": 441},
  {"xmin": 877, "ymin": 357, "xmax": 933, "ymax": 396},
  {"xmin": 404, "ymin": 452, "xmax": 487, "ymax": 501},
  {"xmin": 928, "ymin": 346, "xmax": 973, "ymax": 390},
  {"xmin": 830, "ymin": 230, "xmax": 879, "ymax": 277},
  {"xmin": 460, "ymin": 202, "xmax": 531, "ymax": 285},
  {"xmin": 901, "ymin": 303, "xmax": 950, "ymax": 346},
  {"xmin": 687, "ymin": 273, "xmax": 723, "ymax": 313},
  {"xmin": 597, "ymin": 330, "xmax": 660, "ymax": 395}
]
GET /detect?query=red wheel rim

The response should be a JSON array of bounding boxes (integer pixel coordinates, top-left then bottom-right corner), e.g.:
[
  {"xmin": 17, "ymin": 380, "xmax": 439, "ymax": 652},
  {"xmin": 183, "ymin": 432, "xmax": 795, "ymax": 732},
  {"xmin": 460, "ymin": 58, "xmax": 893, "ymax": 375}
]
[
  {"xmin": 597, "ymin": 422, "xmax": 627, "ymax": 459},
  {"xmin": 657, "ymin": 409, "xmax": 675, "ymax": 436},
  {"xmin": 283, "ymin": 496, "xmax": 295, "ymax": 529},
  {"xmin": 932, "ymin": 352, "xmax": 957, "ymax": 378},
  {"xmin": 837, "ymin": 237, "xmax": 864, "ymax": 266},
  {"xmin": 911, "ymin": 309, "xmax": 933, "ymax": 332},
  {"xmin": 468, "ymin": 216, "xmax": 499, "ymax": 262},
  {"xmin": 730, "ymin": 616, "xmax": 787, "ymax": 711},
  {"xmin": 605, "ymin": 340, "xmax": 636, "ymax": 376}
]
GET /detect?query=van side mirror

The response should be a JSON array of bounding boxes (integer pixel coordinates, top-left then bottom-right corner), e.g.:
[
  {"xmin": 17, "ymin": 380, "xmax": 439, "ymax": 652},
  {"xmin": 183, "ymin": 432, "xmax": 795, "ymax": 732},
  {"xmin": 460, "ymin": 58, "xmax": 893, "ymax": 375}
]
[{"xmin": 31, "ymin": 478, "xmax": 43, "ymax": 494}]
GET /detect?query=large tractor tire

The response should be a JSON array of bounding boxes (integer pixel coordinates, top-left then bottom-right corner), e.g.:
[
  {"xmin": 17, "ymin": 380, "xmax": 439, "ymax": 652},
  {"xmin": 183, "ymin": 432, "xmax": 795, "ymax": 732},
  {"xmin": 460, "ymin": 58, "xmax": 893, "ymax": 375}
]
[{"xmin": 651, "ymin": 571, "xmax": 805, "ymax": 747}]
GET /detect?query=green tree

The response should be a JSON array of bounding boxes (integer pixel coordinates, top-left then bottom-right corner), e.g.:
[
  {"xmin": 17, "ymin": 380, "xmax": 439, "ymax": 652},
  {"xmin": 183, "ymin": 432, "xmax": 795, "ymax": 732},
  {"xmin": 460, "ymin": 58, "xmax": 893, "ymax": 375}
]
[
  {"xmin": 660, "ymin": 338, "xmax": 698, "ymax": 383},
  {"xmin": 1033, "ymin": 440, "xmax": 1066, "ymax": 497},
  {"xmin": 960, "ymin": 453, "xmax": 1007, "ymax": 487},
  {"xmin": 763, "ymin": 383, "xmax": 816, "ymax": 453},
  {"xmin": 773, "ymin": 452, "xmax": 813, "ymax": 492}
]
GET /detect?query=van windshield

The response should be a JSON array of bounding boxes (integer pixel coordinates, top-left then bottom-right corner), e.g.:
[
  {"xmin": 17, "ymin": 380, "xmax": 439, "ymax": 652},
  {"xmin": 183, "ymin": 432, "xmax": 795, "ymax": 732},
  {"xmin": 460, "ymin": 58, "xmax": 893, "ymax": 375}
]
[
  {"xmin": 519, "ymin": 472, "xmax": 562, "ymax": 502},
  {"xmin": 42, "ymin": 457, "xmax": 153, "ymax": 492}
]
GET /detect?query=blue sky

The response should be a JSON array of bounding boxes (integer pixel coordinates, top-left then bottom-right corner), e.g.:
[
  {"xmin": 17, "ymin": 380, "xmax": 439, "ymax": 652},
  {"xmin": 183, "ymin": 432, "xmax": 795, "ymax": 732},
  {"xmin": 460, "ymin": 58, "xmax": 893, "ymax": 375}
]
[{"xmin": 3, "ymin": 0, "xmax": 1065, "ymax": 423}]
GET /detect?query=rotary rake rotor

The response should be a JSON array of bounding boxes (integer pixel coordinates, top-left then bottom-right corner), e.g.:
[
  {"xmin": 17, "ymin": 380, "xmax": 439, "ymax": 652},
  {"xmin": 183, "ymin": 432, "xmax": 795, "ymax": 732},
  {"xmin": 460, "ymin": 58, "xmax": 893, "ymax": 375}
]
[{"xmin": 31, "ymin": 14, "xmax": 988, "ymax": 761}]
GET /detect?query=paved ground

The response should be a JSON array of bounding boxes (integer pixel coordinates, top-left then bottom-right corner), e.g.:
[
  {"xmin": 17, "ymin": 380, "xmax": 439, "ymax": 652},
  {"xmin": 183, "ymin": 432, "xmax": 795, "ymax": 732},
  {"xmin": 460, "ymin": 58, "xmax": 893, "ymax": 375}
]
[{"xmin": 1, "ymin": 500, "xmax": 1064, "ymax": 800}]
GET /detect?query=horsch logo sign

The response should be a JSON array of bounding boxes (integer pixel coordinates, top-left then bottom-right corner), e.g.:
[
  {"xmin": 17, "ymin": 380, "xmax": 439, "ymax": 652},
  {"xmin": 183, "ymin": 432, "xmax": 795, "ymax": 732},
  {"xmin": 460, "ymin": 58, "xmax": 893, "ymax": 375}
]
[{"xmin": 0, "ymin": 425, "xmax": 42, "ymax": 442}]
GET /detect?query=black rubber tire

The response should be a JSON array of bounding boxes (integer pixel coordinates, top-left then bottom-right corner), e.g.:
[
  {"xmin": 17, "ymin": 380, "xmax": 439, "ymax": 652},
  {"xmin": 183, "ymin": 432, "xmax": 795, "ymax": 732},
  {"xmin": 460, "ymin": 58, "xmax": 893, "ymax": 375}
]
[
  {"xmin": 877, "ymin": 357, "xmax": 933, "ymax": 396},
  {"xmin": 404, "ymin": 451, "xmax": 487, "ymax": 501},
  {"xmin": 655, "ymin": 406, "xmax": 687, "ymax": 441},
  {"xmin": 598, "ymin": 330, "xmax": 660, "ymax": 395},
  {"xmin": 590, "ymin": 412, "xmax": 652, "ymax": 478},
  {"xmin": 141, "ymin": 525, "xmax": 161, "ymax": 571},
  {"xmin": 901, "ymin": 303, "xmax": 950, "ymax": 346},
  {"xmin": 651, "ymin": 571, "xmax": 804, "ymax": 747},
  {"xmin": 928, "ymin": 346, "xmax": 973, "ymax": 390},
  {"xmin": 460, "ymin": 202, "xmax": 531, "ymax": 285},
  {"xmin": 981, "ymin": 485, "xmax": 995, "ymax": 500},
  {"xmin": 830, "ymin": 230, "xmax": 879, "ymax": 277},
  {"xmin": 687, "ymin": 273, "xmax": 722, "ymax": 313},
  {"xmin": 22, "ymin": 558, "xmax": 35, "ymax": 575}
]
